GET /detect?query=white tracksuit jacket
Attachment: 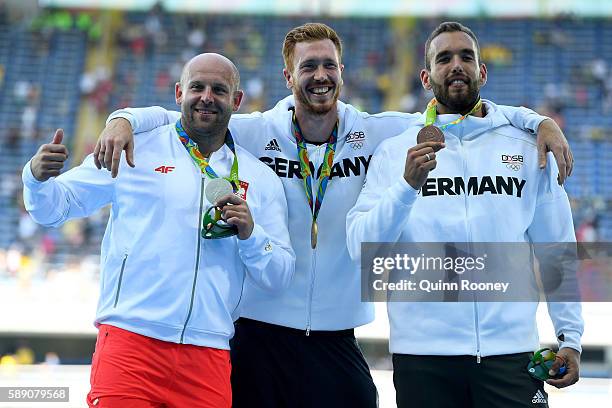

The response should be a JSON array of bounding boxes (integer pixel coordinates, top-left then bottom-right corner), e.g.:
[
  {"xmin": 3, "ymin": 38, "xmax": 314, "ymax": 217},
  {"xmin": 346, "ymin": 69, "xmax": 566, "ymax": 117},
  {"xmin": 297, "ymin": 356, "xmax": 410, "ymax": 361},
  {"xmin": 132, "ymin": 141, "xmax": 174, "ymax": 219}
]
[
  {"xmin": 23, "ymin": 124, "xmax": 295, "ymax": 349},
  {"xmin": 346, "ymin": 101, "xmax": 583, "ymax": 357},
  {"xmin": 109, "ymin": 96, "xmax": 547, "ymax": 332}
]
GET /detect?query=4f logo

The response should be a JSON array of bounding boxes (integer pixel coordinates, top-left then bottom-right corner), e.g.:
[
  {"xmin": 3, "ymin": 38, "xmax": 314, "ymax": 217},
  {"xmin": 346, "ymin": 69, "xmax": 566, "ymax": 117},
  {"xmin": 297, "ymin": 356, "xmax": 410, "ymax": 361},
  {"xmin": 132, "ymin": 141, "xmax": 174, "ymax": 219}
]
[
  {"xmin": 155, "ymin": 166, "xmax": 175, "ymax": 174},
  {"xmin": 501, "ymin": 154, "xmax": 523, "ymax": 171}
]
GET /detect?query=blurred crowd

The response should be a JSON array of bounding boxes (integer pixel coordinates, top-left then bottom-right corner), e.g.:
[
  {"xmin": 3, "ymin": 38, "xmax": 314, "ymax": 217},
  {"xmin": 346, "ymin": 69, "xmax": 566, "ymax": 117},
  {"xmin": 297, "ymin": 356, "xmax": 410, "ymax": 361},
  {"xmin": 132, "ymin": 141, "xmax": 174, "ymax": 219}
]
[
  {"xmin": 1, "ymin": 7, "xmax": 611, "ymax": 294},
  {"xmin": 0, "ymin": 342, "xmax": 60, "ymax": 366}
]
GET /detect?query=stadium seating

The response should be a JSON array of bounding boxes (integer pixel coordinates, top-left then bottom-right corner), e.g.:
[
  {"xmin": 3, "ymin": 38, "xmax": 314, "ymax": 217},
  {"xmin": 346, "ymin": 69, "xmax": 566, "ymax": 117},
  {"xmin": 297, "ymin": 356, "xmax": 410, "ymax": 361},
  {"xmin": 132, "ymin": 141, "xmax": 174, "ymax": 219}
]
[
  {"xmin": 0, "ymin": 19, "xmax": 87, "ymax": 249},
  {"xmin": 1, "ymin": 13, "xmax": 611, "ymax": 268}
]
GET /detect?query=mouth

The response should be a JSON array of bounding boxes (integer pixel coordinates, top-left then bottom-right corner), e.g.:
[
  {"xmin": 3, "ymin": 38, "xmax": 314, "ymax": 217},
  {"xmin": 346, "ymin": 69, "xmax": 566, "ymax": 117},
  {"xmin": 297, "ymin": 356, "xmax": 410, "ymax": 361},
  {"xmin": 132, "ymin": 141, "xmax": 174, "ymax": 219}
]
[
  {"xmin": 446, "ymin": 76, "xmax": 469, "ymax": 89},
  {"xmin": 307, "ymin": 85, "xmax": 334, "ymax": 97},
  {"xmin": 194, "ymin": 108, "xmax": 217, "ymax": 116}
]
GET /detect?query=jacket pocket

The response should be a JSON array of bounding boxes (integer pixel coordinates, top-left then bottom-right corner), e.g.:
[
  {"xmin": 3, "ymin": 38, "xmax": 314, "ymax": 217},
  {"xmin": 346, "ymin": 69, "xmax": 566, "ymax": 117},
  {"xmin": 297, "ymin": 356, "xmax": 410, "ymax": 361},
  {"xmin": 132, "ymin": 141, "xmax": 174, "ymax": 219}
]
[
  {"xmin": 113, "ymin": 254, "xmax": 129, "ymax": 308},
  {"xmin": 230, "ymin": 277, "xmax": 246, "ymax": 318},
  {"xmin": 89, "ymin": 326, "xmax": 110, "ymax": 386}
]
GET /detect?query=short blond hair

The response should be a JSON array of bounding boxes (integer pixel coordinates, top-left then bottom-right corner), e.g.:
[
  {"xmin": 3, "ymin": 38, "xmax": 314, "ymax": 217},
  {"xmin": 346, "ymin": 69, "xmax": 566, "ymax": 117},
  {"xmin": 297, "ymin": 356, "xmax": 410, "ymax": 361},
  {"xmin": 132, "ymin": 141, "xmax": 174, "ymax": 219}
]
[{"xmin": 282, "ymin": 23, "xmax": 343, "ymax": 73}]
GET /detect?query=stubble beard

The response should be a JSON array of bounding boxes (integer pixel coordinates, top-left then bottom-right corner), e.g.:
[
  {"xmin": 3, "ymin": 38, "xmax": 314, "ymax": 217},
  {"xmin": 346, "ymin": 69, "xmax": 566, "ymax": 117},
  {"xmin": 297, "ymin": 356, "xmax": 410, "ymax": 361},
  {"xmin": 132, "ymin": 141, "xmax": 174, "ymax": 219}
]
[
  {"xmin": 181, "ymin": 103, "xmax": 231, "ymax": 144},
  {"xmin": 294, "ymin": 82, "xmax": 341, "ymax": 116}
]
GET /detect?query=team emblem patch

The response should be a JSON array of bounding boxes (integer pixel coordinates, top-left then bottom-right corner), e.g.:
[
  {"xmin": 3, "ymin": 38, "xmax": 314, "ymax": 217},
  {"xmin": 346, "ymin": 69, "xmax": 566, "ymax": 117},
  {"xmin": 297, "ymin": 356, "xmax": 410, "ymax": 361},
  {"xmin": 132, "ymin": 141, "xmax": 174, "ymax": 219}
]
[
  {"xmin": 345, "ymin": 131, "xmax": 366, "ymax": 150},
  {"xmin": 501, "ymin": 154, "xmax": 523, "ymax": 171},
  {"xmin": 236, "ymin": 180, "xmax": 249, "ymax": 200}
]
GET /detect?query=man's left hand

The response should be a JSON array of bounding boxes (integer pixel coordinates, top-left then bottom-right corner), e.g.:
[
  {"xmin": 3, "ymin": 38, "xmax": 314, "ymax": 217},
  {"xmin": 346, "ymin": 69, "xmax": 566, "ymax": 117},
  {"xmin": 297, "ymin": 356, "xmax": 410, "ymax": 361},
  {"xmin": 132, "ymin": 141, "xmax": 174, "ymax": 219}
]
[
  {"xmin": 216, "ymin": 194, "xmax": 254, "ymax": 240},
  {"xmin": 536, "ymin": 119, "xmax": 573, "ymax": 185},
  {"xmin": 546, "ymin": 347, "xmax": 580, "ymax": 389}
]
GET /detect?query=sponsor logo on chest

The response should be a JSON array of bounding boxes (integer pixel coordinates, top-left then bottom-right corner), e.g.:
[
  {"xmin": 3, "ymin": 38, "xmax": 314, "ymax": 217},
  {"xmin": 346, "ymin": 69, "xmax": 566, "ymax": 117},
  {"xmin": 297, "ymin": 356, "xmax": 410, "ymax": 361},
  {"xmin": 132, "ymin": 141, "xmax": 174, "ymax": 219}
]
[{"xmin": 264, "ymin": 138, "xmax": 282, "ymax": 152}]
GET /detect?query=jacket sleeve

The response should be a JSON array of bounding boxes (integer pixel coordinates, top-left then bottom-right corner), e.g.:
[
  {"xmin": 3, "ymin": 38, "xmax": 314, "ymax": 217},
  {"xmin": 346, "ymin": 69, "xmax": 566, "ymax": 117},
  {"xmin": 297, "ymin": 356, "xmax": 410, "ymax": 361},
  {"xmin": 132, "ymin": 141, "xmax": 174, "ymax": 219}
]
[
  {"xmin": 496, "ymin": 105, "xmax": 546, "ymax": 135},
  {"xmin": 22, "ymin": 155, "xmax": 115, "ymax": 227},
  {"xmin": 346, "ymin": 143, "xmax": 419, "ymax": 262},
  {"xmin": 527, "ymin": 152, "xmax": 583, "ymax": 353},
  {"xmin": 107, "ymin": 106, "xmax": 180, "ymax": 133},
  {"xmin": 237, "ymin": 168, "xmax": 295, "ymax": 292}
]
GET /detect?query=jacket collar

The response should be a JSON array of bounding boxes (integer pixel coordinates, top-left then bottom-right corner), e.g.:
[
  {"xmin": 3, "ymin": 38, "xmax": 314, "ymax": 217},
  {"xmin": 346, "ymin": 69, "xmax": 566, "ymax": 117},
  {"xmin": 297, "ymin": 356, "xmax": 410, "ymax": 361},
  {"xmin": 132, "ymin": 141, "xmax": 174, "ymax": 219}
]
[{"xmin": 268, "ymin": 95, "xmax": 360, "ymax": 145}]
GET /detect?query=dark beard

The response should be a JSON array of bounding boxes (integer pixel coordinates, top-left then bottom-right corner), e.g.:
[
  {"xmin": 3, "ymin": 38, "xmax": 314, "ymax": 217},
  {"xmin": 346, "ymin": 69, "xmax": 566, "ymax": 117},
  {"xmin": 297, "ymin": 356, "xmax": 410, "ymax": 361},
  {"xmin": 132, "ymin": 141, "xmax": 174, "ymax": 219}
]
[{"xmin": 431, "ymin": 78, "xmax": 480, "ymax": 115}]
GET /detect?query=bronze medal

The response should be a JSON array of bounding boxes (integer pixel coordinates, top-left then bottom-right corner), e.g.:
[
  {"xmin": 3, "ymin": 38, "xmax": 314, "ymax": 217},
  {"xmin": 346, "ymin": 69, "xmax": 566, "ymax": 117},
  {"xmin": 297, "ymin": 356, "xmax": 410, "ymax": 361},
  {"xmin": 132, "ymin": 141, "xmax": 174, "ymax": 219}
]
[
  {"xmin": 311, "ymin": 220, "xmax": 318, "ymax": 249},
  {"xmin": 417, "ymin": 125, "xmax": 445, "ymax": 151}
]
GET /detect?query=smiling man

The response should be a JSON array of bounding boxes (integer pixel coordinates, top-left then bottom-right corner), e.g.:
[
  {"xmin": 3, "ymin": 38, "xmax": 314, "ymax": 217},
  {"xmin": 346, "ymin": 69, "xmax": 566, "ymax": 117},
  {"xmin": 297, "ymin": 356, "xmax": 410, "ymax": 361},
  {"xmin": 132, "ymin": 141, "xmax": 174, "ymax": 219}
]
[
  {"xmin": 95, "ymin": 23, "xmax": 575, "ymax": 408},
  {"xmin": 347, "ymin": 22, "xmax": 583, "ymax": 408},
  {"xmin": 22, "ymin": 53, "xmax": 295, "ymax": 408}
]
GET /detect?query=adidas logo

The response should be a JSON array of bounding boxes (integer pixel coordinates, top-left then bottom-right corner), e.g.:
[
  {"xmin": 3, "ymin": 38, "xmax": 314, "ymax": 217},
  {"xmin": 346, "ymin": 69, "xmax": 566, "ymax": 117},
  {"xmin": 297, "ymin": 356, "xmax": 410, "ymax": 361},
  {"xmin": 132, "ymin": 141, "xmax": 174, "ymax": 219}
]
[
  {"xmin": 265, "ymin": 139, "xmax": 281, "ymax": 152},
  {"xmin": 532, "ymin": 389, "xmax": 547, "ymax": 404}
]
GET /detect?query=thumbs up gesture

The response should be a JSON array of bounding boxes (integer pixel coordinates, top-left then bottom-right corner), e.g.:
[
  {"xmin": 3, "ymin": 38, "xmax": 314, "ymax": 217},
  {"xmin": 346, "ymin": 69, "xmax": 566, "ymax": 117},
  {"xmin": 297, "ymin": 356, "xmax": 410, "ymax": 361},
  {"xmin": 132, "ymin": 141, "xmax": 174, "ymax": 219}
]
[{"xmin": 30, "ymin": 129, "xmax": 69, "ymax": 182}]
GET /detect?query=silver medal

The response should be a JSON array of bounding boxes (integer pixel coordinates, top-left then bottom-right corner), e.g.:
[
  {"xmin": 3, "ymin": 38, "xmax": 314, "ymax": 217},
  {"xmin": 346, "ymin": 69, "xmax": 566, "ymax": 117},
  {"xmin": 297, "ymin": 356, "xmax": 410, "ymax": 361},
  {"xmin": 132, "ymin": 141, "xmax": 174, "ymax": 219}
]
[{"xmin": 205, "ymin": 178, "xmax": 233, "ymax": 205}]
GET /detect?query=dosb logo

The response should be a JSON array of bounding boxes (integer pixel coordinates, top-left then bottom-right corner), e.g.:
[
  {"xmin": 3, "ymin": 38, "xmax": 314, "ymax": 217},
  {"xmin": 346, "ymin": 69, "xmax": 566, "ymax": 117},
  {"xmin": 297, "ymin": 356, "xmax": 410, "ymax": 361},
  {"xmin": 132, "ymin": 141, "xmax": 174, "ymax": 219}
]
[
  {"xmin": 501, "ymin": 154, "xmax": 523, "ymax": 171},
  {"xmin": 346, "ymin": 131, "xmax": 366, "ymax": 150}
]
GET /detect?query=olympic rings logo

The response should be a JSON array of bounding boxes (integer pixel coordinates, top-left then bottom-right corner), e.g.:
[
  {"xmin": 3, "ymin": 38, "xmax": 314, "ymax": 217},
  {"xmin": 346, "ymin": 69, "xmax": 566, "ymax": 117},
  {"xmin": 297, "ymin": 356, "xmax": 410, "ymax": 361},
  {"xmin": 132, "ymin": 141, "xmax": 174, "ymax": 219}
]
[
  {"xmin": 506, "ymin": 163, "xmax": 522, "ymax": 171},
  {"xmin": 350, "ymin": 142, "xmax": 363, "ymax": 150}
]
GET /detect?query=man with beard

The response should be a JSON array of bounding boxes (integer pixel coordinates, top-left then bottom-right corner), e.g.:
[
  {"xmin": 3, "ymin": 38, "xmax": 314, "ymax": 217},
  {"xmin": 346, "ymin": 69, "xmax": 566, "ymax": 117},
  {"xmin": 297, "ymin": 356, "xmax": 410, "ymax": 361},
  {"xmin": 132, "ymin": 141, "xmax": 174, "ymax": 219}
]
[
  {"xmin": 94, "ymin": 23, "xmax": 573, "ymax": 407},
  {"xmin": 347, "ymin": 22, "xmax": 582, "ymax": 407},
  {"xmin": 21, "ymin": 53, "xmax": 294, "ymax": 408}
]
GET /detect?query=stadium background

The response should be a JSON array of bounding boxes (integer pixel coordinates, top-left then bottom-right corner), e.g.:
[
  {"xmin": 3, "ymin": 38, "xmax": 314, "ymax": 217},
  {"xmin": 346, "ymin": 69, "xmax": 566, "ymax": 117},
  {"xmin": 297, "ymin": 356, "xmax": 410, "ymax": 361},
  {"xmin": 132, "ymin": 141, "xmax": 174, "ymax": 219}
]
[{"xmin": 0, "ymin": 0, "xmax": 611, "ymax": 406}]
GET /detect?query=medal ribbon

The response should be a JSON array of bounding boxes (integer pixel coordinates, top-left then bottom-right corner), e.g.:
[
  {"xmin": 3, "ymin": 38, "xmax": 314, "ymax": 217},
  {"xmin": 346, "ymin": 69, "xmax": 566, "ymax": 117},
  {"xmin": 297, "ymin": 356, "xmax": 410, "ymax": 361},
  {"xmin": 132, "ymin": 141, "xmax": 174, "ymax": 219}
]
[
  {"xmin": 291, "ymin": 109, "xmax": 338, "ymax": 223},
  {"xmin": 175, "ymin": 119, "xmax": 239, "ymax": 190},
  {"xmin": 424, "ymin": 97, "xmax": 483, "ymax": 129}
]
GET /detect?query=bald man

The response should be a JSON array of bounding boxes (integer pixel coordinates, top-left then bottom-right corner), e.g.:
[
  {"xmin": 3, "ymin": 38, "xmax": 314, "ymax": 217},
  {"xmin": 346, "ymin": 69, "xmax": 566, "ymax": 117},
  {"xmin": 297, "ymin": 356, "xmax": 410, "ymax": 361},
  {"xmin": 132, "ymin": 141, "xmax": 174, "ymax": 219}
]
[{"xmin": 22, "ymin": 54, "xmax": 295, "ymax": 408}]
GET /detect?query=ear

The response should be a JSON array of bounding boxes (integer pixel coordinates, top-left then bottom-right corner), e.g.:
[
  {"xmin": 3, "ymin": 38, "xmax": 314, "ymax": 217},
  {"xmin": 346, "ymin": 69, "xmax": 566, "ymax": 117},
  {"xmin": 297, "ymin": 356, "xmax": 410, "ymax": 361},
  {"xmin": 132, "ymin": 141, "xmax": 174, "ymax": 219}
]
[
  {"xmin": 283, "ymin": 68, "xmax": 293, "ymax": 90},
  {"xmin": 175, "ymin": 82, "xmax": 183, "ymax": 105},
  {"xmin": 232, "ymin": 90, "xmax": 244, "ymax": 112},
  {"xmin": 420, "ymin": 69, "xmax": 432, "ymax": 91},
  {"xmin": 479, "ymin": 63, "xmax": 488, "ymax": 87}
]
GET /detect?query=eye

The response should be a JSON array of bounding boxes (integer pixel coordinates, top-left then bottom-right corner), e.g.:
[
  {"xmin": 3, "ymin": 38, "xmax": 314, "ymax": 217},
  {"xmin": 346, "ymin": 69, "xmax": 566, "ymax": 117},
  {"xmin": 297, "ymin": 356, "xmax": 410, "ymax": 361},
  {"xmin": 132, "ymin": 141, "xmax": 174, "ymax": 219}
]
[{"xmin": 325, "ymin": 63, "xmax": 337, "ymax": 69}]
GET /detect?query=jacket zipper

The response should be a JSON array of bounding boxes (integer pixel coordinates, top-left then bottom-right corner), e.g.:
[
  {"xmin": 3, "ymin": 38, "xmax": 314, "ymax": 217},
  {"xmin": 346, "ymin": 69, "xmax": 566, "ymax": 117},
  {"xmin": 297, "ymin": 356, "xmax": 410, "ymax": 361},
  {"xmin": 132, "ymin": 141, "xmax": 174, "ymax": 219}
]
[
  {"xmin": 306, "ymin": 144, "xmax": 325, "ymax": 336},
  {"xmin": 113, "ymin": 253, "xmax": 128, "ymax": 307},
  {"xmin": 306, "ymin": 249, "xmax": 317, "ymax": 336},
  {"xmin": 474, "ymin": 302, "xmax": 481, "ymax": 363},
  {"xmin": 457, "ymin": 132, "xmax": 481, "ymax": 363},
  {"xmin": 180, "ymin": 175, "xmax": 206, "ymax": 343}
]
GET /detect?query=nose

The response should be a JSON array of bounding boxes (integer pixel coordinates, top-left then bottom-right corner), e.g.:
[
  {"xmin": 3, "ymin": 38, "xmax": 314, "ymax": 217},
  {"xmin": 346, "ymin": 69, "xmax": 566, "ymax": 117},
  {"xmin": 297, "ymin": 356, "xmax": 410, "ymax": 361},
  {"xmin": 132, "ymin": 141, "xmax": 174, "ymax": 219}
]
[
  {"xmin": 450, "ymin": 55, "xmax": 465, "ymax": 73},
  {"xmin": 313, "ymin": 65, "xmax": 327, "ymax": 81},
  {"xmin": 201, "ymin": 86, "xmax": 214, "ymax": 104}
]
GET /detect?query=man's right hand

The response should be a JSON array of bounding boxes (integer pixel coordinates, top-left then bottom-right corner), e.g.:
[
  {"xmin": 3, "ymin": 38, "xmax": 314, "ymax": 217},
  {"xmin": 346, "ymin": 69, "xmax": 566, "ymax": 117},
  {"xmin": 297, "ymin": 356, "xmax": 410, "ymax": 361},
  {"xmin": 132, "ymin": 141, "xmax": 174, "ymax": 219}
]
[
  {"xmin": 404, "ymin": 141, "xmax": 445, "ymax": 190},
  {"xmin": 93, "ymin": 118, "xmax": 135, "ymax": 178},
  {"xmin": 546, "ymin": 347, "xmax": 580, "ymax": 389},
  {"xmin": 31, "ymin": 129, "xmax": 69, "ymax": 182}
]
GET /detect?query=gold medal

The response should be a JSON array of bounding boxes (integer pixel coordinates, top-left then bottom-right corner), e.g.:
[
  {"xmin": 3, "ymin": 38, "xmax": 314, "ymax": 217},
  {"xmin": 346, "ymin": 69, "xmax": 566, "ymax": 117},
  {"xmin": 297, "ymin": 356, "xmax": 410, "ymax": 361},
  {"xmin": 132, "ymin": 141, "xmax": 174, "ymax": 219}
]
[{"xmin": 311, "ymin": 220, "xmax": 318, "ymax": 249}]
